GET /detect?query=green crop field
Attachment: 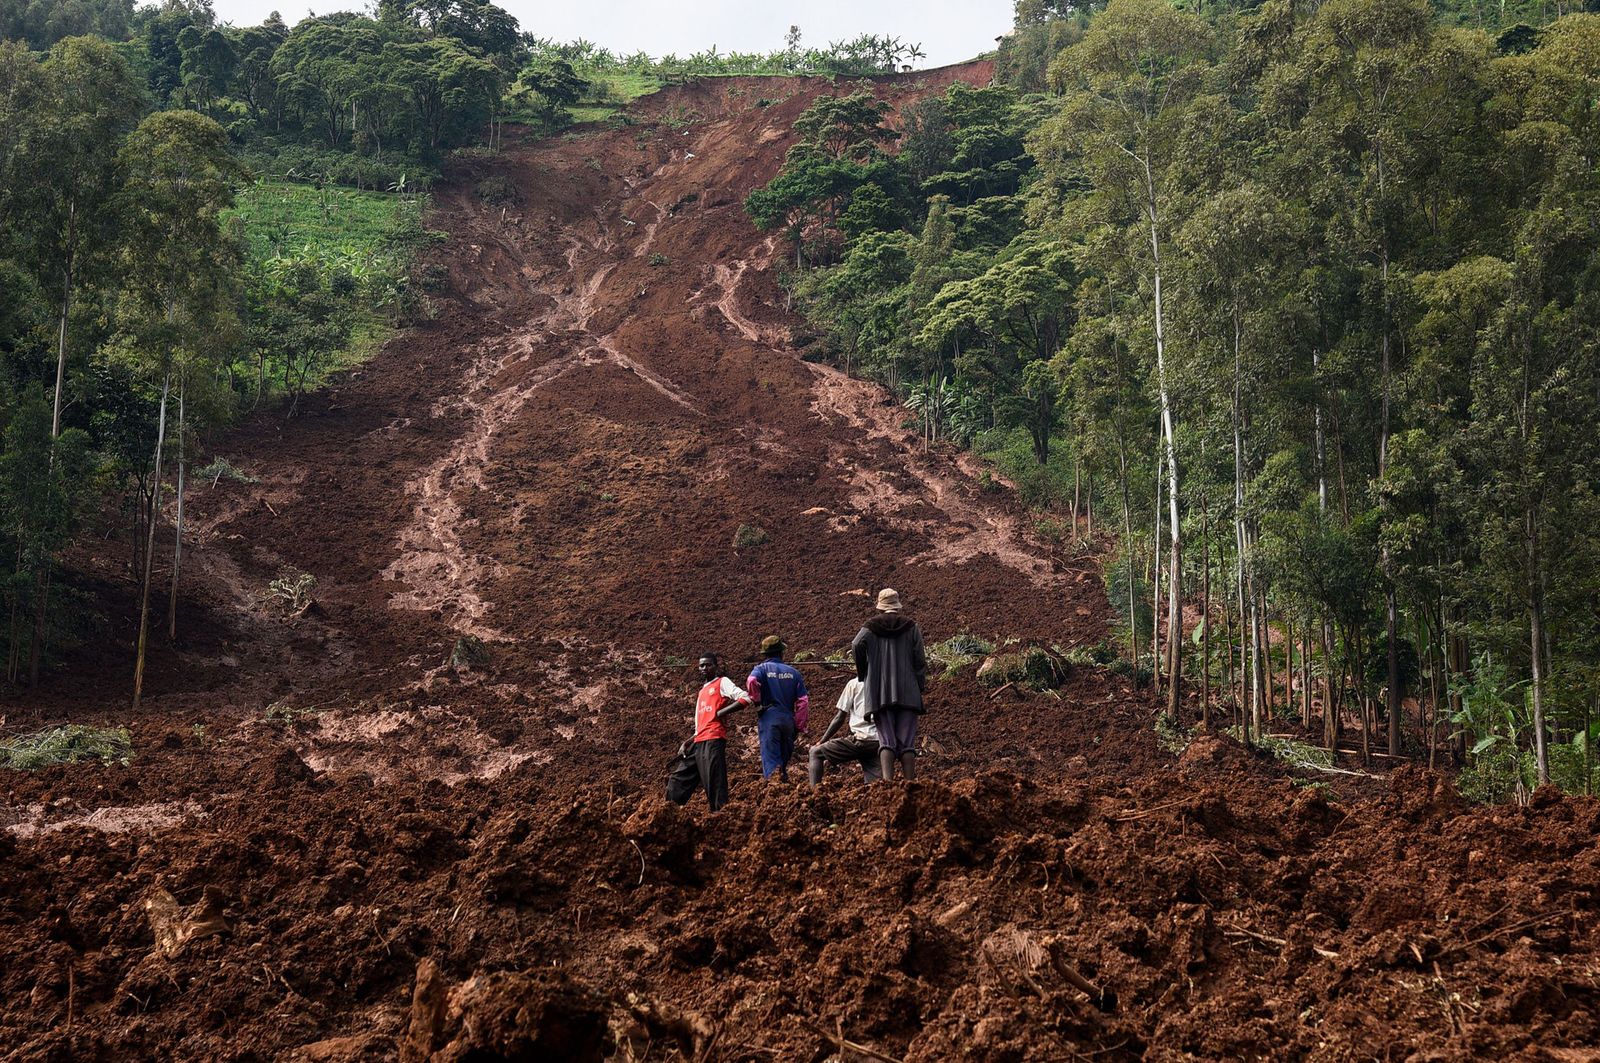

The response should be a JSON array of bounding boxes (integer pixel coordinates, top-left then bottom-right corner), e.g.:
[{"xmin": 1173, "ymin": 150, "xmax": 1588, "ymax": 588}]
[
  {"xmin": 227, "ymin": 181, "xmax": 436, "ymax": 390},
  {"xmin": 566, "ymin": 70, "xmax": 664, "ymax": 123},
  {"xmin": 230, "ymin": 181, "xmax": 427, "ymax": 279}
]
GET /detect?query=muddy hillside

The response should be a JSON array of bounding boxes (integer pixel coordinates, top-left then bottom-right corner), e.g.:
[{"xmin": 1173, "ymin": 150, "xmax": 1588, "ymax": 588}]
[{"xmin": 3, "ymin": 63, "xmax": 1597, "ymax": 1061}]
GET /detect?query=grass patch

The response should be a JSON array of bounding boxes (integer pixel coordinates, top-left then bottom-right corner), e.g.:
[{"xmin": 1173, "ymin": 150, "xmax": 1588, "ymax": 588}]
[
  {"xmin": 195, "ymin": 457, "xmax": 259, "ymax": 486},
  {"xmin": 928, "ymin": 632, "xmax": 994, "ymax": 678},
  {"xmin": 564, "ymin": 71, "xmax": 665, "ymax": 124},
  {"xmin": 0, "ymin": 725, "xmax": 132, "ymax": 769},
  {"xmin": 228, "ymin": 180, "xmax": 436, "ymax": 395},
  {"xmin": 230, "ymin": 181, "xmax": 428, "ymax": 277}
]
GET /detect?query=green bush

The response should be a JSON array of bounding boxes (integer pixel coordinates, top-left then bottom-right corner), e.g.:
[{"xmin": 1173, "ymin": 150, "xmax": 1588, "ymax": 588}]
[
  {"xmin": 1154, "ymin": 711, "xmax": 1192, "ymax": 756},
  {"xmin": 929, "ymin": 632, "xmax": 995, "ymax": 677},
  {"xmin": 195, "ymin": 457, "xmax": 259, "ymax": 486},
  {"xmin": 977, "ymin": 646, "xmax": 1068, "ymax": 690}
]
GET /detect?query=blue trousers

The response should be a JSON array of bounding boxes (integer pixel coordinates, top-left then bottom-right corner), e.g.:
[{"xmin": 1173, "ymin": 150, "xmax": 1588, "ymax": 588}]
[{"xmin": 758, "ymin": 710, "xmax": 796, "ymax": 778}]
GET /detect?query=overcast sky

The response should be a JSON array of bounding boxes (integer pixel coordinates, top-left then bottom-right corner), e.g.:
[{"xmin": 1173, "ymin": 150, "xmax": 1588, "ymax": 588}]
[{"xmin": 207, "ymin": 0, "xmax": 1014, "ymax": 69}]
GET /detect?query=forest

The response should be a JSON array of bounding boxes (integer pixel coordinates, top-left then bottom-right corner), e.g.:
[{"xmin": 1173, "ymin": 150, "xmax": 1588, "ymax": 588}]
[{"xmin": 747, "ymin": 0, "xmax": 1600, "ymax": 797}]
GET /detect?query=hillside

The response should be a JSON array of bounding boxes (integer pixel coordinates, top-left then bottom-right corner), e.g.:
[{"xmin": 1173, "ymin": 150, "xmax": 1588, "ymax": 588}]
[{"xmin": 2, "ymin": 65, "xmax": 1597, "ymax": 1062}]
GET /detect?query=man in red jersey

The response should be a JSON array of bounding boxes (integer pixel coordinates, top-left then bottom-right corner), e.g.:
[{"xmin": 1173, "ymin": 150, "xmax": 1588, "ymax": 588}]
[{"xmin": 667, "ymin": 653, "xmax": 753, "ymax": 811}]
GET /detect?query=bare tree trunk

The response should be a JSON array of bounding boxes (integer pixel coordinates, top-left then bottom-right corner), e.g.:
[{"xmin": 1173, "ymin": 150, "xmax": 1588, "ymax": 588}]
[
  {"xmin": 1250, "ymin": 579, "xmax": 1265, "ymax": 736},
  {"xmin": 1116, "ymin": 425, "xmax": 1138, "ymax": 669},
  {"xmin": 1323, "ymin": 624, "xmax": 1341, "ymax": 753},
  {"xmin": 1262, "ymin": 591, "xmax": 1274, "ymax": 720},
  {"xmin": 1086, "ymin": 473, "xmax": 1094, "ymax": 540},
  {"xmin": 1301, "ymin": 622, "xmax": 1312, "ymax": 729},
  {"xmin": 1285, "ymin": 614, "xmax": 1294, "ymax": 725},
  {"xmin": 1200, "ymin": 480, "xmax": 1211, "ymax": 728},
  {"xmin": 1152, "ymin": 433, "xmax": 1163, "ymax": 691},
  {"xmin": 1145, "ymin": 164, "xmax": 1182, "ymax": 715},
  {"xmin": 1072, "ymin": 458, "xmax": 1081, "ymax": 543},
  {"xmin": 8, "ymin": 543, "xmax": 23, "ymax": 683},
  {"xmin": 51, "ymin": 202, "xmax": 75, "ymax": 440},
  {"xmin": 133, "ymin": 374, "xmax": 171, "ymax": 710},
  {"xmin": 1529, "ymin": 558, "xmax": 1549, "ymax": 786},
  {"xmin": 1585, "ymin": 693, "xmax": 1593, "ymax": 797},
  {"xmin": 1314, "ymin": 348, "xmax": 1327, "ymax": 515},
  {"xmin": 1230, "ymin": 303, "xmax": 1252, "ymax": 741},
  {"xmin": 168, "ymin": 380, "xmax": 186, "ymax": 642},
  {"xmin": 1221, "ymin": 558, "xmax": 1236, "ymax": 723}
]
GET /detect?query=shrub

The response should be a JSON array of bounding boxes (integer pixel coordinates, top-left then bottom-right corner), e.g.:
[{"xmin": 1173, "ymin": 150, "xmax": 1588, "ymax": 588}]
[
  {"xmin": 1251, "ymin": 732, "xmax": 1335, "ymax": 772},
  {"xmin": 451, "ymin": 635, "xmax": 490, "ymax": 669},
  {"xmin": 265, "ymin": 571, "xmax": 316, "ymax": 613},
  {"xmin": 929, "ymin": 632, "xmax": 995, "ymax": 677},
  {"xmin": 977, "ymin": 646, "xmax": 1067, "ymax": 690},
  {"xmin": 476, "ymin": 175, "xmax": 518, "ymax": 204},
  {"xmin": 1154, "ymin": 711, "xmax": 1192, "ymax": 756},
  {"xmin": 263, "ymin": 701, "xmax": 318, "ymax": 725},
  {"xmin": 196, "ymin": 457, "xmax": 259, "ymax": 486}
]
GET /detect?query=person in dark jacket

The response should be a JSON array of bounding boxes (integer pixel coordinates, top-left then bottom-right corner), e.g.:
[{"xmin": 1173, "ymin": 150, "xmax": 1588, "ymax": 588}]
[{"xmin": 851, "ymin": 588, "xmax": 926, "ymax": 781}]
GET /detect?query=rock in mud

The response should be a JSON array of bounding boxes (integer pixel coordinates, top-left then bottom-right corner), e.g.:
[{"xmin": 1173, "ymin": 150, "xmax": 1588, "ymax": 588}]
[
  {"xmin": 433, "ymin": 969, "xmax": 613, "ymax": 1062},
  {"xmin": 450, "ymin": 636, "xmax": 490, "ymax": 672},
  {"xmin": 143, "ymin": 885, "xmax": 232, "ymax": 958},
  {"xmin": 247, "ymin": 746, "xmax": 319, "ymax": 788}
]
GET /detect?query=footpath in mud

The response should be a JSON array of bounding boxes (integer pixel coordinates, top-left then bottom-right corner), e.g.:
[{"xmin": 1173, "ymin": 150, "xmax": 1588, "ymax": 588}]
[{"xmin": 2, "ymin": 65, "xmax": 1598, "ymax": 1061}]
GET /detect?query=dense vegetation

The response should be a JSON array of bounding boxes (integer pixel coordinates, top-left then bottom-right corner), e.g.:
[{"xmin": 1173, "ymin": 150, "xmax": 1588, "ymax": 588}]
[
  {"xmin": 750, "ymin": 0, "xmax": 1600, "ymax": 795},
  {"xmin": 0, "ymin": 12, "xmax": 445, "ymax": 692}
]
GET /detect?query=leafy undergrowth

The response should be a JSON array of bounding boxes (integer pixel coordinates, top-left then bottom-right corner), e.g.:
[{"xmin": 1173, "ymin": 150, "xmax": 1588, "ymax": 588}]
[{"xmin": 0, "ymin": 724, "xmax": 132, "ymax": 769}]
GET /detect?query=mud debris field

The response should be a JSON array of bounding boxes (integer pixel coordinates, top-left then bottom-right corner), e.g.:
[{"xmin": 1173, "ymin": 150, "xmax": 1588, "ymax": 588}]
[{"xmin": 3, "ymin": 65, "xmax": 1598, "ymax": 1061}]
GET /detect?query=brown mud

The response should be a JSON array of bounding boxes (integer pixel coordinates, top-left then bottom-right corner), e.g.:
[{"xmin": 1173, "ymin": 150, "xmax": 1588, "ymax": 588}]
[{"xmin": 2, "ymin": 63, "xmax": 1597, "ymax": 1061}]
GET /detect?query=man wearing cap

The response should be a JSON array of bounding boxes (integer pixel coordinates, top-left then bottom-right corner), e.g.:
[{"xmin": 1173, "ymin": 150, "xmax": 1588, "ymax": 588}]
[
  {"xmin": 807, "ymin": 675, "xmax": 882, "ymax": 786},
  {"xmin": 852, "ymin": 588, "xmax": 927, "ymax": 781},
  {"xmin": 746, "ymin": 636, "xmax": 809, "ymax": 781},
  {"xmin": 667, "ymin": 653, "xmax": 753, "ymax": 811}
]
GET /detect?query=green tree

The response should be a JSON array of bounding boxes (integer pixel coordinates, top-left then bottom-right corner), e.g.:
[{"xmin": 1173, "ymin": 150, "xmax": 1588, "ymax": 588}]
[
  {"xmin": 1033, "ymin": 0, "xmax": 1215, "ymax": 714},
  {"xmin": 114, "ymin": 108, "xmax": 242, "ymax": 703}
]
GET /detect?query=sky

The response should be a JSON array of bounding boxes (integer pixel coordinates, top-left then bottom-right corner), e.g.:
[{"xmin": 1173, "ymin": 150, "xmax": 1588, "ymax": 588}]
[{"xmin": 208, "ymin": 0, "xmax": 1015, "ymax": 69}]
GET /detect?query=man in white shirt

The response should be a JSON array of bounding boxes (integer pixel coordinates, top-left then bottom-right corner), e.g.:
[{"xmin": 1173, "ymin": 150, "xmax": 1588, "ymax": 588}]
[{"xmin": 807, "ymin": 675, "xmax": 883, "ymax": 786}]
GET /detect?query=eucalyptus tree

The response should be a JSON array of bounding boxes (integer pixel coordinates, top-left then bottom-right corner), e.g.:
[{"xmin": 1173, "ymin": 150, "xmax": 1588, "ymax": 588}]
[
  {"xmin": 114, "ymin": 109, "xmax": 242, "ymax": 703},
  {"xmin": 1261, "ymin": 0, "xmax": 1490, "ymax": 754},
  {"xmin": 1031, "ymin": 0, "xmax": 1216, "ymax": 714}
]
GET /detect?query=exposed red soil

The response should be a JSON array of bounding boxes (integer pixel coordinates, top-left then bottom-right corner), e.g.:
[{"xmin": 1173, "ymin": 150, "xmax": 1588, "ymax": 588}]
[{"xmin": 2, "ymin": 63, "xmax": 1598, "ymax": 1061}]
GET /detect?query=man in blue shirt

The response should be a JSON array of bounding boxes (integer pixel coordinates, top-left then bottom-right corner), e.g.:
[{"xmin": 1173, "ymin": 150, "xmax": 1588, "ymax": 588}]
[{"xmin": 746, "ymin": 635, "xmax": 809, "ymax": 781}]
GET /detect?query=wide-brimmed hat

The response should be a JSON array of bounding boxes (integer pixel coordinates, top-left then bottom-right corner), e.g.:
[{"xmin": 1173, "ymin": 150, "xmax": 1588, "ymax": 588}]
[
  {"xmin": 875, "ymin": 588, "xmax": 903, "ymax": 613},
  {"xmin": 760, "ymin": 634, "xmax": 786, "ymax": 656}
]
